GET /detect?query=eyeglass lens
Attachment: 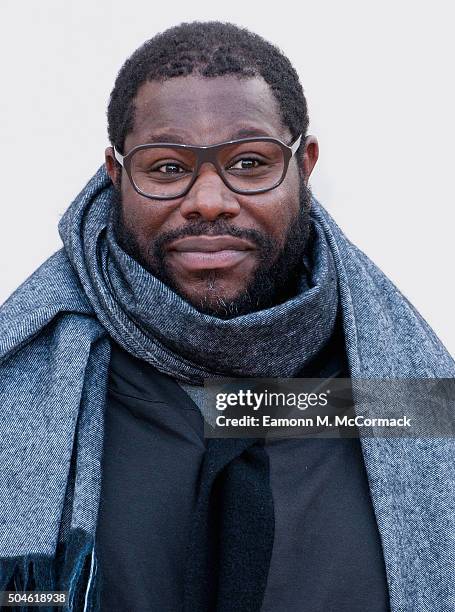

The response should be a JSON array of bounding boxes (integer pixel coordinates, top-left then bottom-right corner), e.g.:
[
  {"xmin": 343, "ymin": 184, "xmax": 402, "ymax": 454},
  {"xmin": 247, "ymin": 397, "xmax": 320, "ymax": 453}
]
[{"xmin": 129, "ymin": 140, "xmax": 286, "ymax": 198}]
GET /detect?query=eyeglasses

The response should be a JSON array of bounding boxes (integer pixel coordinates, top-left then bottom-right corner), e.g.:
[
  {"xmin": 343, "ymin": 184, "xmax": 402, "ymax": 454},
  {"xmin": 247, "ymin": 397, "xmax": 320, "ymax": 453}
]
[{"xmin": 113, "ymin": 134, "xmax": 303, "ymax": 200}]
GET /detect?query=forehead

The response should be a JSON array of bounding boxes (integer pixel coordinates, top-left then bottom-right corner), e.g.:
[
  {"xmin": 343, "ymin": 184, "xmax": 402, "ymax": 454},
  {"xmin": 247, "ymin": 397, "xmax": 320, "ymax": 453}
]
[{"xmin": 126, "ymin": 75, "xmax": 289, "ymax": 148}]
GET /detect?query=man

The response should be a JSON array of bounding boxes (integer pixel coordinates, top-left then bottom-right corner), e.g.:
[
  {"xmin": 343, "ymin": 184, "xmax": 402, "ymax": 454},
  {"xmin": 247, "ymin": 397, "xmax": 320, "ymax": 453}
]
[{"xmin": 0, "ymin": 21, "xmax": 453, "ymax": 612}]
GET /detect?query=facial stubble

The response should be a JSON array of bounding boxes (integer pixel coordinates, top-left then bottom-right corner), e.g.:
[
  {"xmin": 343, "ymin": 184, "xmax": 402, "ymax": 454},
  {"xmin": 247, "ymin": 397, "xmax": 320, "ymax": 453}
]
[{"xmin": 109, "ymin": 180, "xmax": 313, "ymax": 319}]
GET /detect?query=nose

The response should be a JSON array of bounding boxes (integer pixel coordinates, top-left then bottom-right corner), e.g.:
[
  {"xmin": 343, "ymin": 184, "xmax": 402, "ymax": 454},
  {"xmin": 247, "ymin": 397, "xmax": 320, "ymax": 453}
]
[{"xmin": 178, "ymin": 162, "xmax": 241, "ymax": 221}]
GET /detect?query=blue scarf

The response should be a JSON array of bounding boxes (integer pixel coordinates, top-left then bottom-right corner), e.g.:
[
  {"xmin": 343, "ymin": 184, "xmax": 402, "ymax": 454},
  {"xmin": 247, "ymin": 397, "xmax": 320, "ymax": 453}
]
[
  {"xmin": 0, "ymin": 166, "xmax": 454, "ymax": 611},
  {"xmin": 59, "ymin": 167, "xmax": 338, "ymax": 383}
]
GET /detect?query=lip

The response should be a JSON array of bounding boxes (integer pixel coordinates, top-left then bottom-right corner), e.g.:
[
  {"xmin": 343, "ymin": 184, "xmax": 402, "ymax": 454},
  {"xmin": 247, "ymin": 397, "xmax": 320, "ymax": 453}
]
[
  {"xmin": 166, "ymin": 235, "xmax": 256, "ymax": 271},
  {"xmin": 167, "ymin": 235, "xmax": 256, "ymax": 252}
]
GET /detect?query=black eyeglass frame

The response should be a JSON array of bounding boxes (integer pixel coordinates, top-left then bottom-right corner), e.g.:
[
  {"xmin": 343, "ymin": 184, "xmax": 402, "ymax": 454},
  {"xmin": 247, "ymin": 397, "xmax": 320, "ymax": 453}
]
[{"xmin": 112, "ymin": 133, "xmax": 303, "ymax": 200}]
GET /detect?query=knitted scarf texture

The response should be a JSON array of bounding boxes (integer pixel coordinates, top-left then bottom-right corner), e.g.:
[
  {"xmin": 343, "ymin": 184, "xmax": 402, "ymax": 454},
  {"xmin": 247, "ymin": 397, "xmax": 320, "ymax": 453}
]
[
  {"xmin": 0, "ymin": 165, "xmax": 454, "ymax": 611},
  {"xmin": 60, "ymin": 166, "xmax": 339, "ymax": 383}
]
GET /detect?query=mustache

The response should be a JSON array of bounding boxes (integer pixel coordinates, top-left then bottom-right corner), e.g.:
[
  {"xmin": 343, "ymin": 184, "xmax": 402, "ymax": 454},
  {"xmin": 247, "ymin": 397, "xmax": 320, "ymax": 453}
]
[{"xmin": 152, "ymin": 219, "xmax": 277, "ymax": 255}]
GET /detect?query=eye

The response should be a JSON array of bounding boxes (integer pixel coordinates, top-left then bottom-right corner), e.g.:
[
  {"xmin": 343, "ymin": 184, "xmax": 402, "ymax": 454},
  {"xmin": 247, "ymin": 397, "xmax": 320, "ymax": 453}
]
[
  {"xmin": 229, "ymin": 158, "xmax": 261, "ymax": 170},
  {"xmin": 155, "ymin": 162, "xmax": 186, "ymax": 174}
]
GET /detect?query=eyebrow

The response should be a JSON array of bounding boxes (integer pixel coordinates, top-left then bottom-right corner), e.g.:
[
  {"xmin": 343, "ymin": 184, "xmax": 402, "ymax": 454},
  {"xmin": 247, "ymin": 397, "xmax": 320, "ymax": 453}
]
[
  {"xmin": 140, "ymin": 127, "xmax": 277, "ymax": 146},
  {"xmin": 229, "ymin": 127, "xmax": 273, "ymax": 140},
  {"xmin": 141, "ymin": 132, "xmax": 190, "ymax": 144}
]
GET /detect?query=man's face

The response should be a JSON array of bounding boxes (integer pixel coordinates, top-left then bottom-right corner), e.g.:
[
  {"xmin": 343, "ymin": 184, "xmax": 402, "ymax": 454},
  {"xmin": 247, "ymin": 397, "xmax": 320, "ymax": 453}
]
[{"xmin": 105, "ymin": 75, "xmax": 318, "ymax": 318}]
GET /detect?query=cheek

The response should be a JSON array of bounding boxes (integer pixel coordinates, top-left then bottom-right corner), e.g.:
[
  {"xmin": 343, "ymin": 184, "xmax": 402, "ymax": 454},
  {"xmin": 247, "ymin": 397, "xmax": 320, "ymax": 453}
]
[
  {"xmin": 120, "ymin": 181, "xmax": 178, "ymax": 240},
  {"xmin": 243, "ymin": 176, "xmax": 300, "ymax": 244}
]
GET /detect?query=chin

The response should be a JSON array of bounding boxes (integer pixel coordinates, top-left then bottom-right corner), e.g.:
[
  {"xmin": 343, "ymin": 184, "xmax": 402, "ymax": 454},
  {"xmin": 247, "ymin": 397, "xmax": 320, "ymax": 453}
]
[
  {"xmin": 183, "ymin": 284, "xmax": 243, "ymax": 308},
  {"xmin": 172, "ymin": 277, "xmax": 251, "ymax": 317}
]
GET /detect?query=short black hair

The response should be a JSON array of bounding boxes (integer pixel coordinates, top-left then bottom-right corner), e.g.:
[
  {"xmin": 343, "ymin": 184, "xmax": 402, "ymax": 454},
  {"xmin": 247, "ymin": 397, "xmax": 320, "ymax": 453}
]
[{"xmin": 107, "ymin": 21, "xmax": 309, "ymax": 158}]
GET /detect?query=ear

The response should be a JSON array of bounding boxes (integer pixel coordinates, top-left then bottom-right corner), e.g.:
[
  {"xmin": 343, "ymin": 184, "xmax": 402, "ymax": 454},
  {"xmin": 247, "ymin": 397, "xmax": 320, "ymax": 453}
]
[
  {"xmin": 300, "ymin": 135, "xmax": 319, "ymax": 184},
  {"xmin": 105, "ymin": 147, "xmax": 121, "ymax": 187}
]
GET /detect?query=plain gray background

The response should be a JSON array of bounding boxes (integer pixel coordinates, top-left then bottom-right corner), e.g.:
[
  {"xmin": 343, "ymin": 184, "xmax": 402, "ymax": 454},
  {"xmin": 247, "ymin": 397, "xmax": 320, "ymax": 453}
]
[{"xmin": 1, "ymin": 0, "xmax": 454, "ymax": 355}]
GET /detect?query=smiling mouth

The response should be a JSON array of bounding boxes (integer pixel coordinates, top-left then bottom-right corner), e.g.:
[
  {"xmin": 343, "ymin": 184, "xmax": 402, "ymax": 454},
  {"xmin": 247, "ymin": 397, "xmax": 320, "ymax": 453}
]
[{"xmin": 166, "ymin": 235, "xmax": 256, "ymax": 271}]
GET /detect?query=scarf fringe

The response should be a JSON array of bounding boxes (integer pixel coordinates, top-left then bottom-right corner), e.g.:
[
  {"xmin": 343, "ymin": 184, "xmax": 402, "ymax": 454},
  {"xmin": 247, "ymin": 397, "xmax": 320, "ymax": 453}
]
[{"xmin": 0, "ymin": 529, "xmax": 99, "ymax": 612}]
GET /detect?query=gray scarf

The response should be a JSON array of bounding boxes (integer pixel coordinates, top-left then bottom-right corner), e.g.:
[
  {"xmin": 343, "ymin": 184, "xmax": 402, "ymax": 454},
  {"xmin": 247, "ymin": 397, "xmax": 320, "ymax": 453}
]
[{"xmin": 60, "ymin": 171, "xmax": 339, "ymax": 383}]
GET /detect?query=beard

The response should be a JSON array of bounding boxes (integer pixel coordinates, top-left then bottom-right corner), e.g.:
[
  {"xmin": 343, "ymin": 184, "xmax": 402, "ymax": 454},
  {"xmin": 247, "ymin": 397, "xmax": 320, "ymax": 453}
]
[{"xmin": 109, "ymin": 178, "xmax": 313, "ymax": 319}]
